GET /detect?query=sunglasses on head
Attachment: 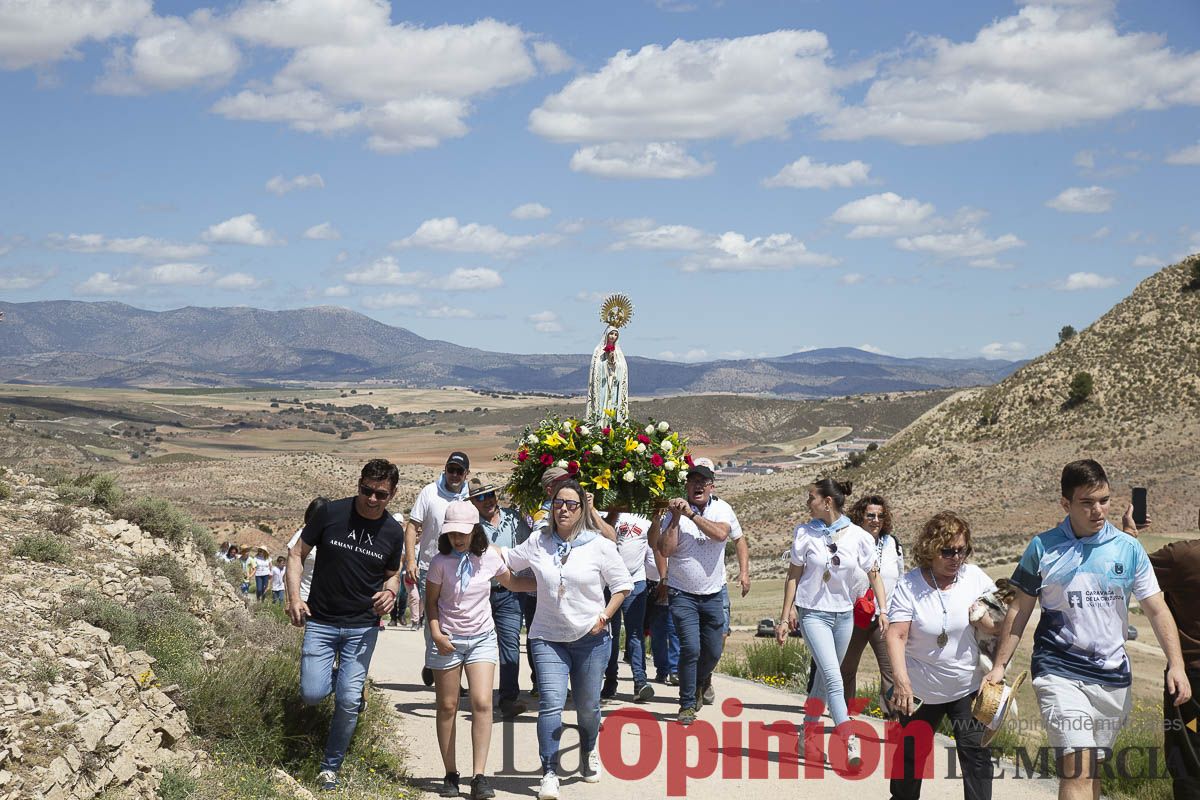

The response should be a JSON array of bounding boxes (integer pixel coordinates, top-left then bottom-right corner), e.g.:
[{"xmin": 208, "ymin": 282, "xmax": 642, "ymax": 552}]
[
  {"xmin": 551, "ymin": 498, "xmax": 581, "ymax": 510},
  {"xmin": 358, "ymin": 483, "xmax": 391, "ymax": 501},
  {"xmin": 939, "ymin": 546, "xmax": 971, "ymax": 559}
]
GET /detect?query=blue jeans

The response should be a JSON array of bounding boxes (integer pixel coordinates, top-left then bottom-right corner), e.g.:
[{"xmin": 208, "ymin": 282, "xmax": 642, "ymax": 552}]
[
  {"xmin": 800, "ymin": 607, "xmax": 854, "ymax": 728},
  {"xmin": 645, "ymin": 581, "xmax": 678, "ymax": 677},
  {"xmin": 606, "ymin": 580, "xmax": 648, "ymax": 685},
  {"xmin": 490, "ymin": 586, "xmax": 524, "ymax": 702},
  {"xmin": 521, "ymin": 593, "xmax": 538, "ymax": 684},
  {"xmin": 255, "ymin": 574, "xmax": 269, "ymax": 600},
  {"xmin": 300, "ymin": 621, "xmax": 380, "ymax": 772},
  {"xmin": 720, "ymin": 585, "xmax": 732, "ymax": 634},
  {"xmin": 272, "ymin": 589, "xmax": 284, "ymax": 604},
  {"xmin": 530, "ymin": 631, "xmax": 610, "ymax": 774},
  {"xmin": 668, "ymin": 588, "xmax": 725, "ymax": 710}
]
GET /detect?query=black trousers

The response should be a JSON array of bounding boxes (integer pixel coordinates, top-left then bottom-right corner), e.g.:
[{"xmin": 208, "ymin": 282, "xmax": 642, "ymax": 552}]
[
  {"xmin": 890, "ymin": 692, "xmax": 992, "ymax": 800},
  {"xmin": 1165, "ymin": 668, "xmax": 1200, "ymax": 800}
]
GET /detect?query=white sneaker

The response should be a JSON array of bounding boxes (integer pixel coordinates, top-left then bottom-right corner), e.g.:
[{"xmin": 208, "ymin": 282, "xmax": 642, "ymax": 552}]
[
  {"xmin": 583, "ymin": 751, "xmax": 601, "ymax": 783},
  {"xmin": 538, "ymin": 772, "xmax": 560, "ymax": 799},
  {"xmin": 846, "ymin": 734, "xmax": 862, "ymax": 769}
]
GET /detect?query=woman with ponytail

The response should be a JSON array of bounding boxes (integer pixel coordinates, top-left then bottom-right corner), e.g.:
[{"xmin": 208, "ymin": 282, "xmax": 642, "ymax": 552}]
[{"xmin": 777, "ymin": 478, "xmax": 888, "ymax": 768}]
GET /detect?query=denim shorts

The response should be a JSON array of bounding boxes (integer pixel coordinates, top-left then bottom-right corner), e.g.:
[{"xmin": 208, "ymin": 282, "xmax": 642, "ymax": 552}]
[{"xmin": 425, "ymin": 628, "xmax": 499, "ymax": 671}]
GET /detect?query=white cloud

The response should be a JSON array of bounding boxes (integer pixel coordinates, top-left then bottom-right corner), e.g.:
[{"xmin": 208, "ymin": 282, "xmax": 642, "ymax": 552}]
[
  {"xmin": 1166, "ymin": 142, "xmax": 1200, "ymax": 166},
  {"xmin": 532, "ymin": 41, "xmax": 574, "ymax": 74},
  {"xmin": 1132, "ymin": 254, "xmax": 1164, "ymax": 269},
  {"xmin": 689, "ymin": 232, "xmax": 838, "ymax": 271},
  {"xmin": 215, "ymin": 12, "xmax": 542, "ymax": 153},
  {"xmin": 824, "ymin": 3, "xmax": 1200, "ymax": 145},
  {"xmin": 981, "ymin": 341, "xmax": 1026, "ymax": 359},
  {"xmin": 431, "ymin": 267, "xmax": 503, "ymax": 292},
  {"xmin": 303, "ymin": 222, "xmax": 341, "ymax": 240},
  {"xmin": 838, "ymin": 272, "xmax": 865, "ymax": 285},
  {"xmin": 0, "ymin": 0, "xmax": 150, "ymax": 70},
  {"xmin": 343, "ymin": 257, "xmax": 425, "ymax": 286},
  {"xmin": 530, "ymin": 31, "xmax": 840, "ymax": 144},
  {"xmin": 202, "ymin": 213, "xmax": 283, "ymax": 246},
  {"xmin": 0, "ymin": 269, "xmax": 54, "ymax": 290},
  {"xmin": 528, "ymin": 310, "xmax": 562, "ymax": 333},
  {"xmin": 73, "ymin": 272, "xmax": 137, "ymax": 296},
  {"xmin": 96, "ymin": 12, "xmax": 239, "ymax": 94},
  {"xmin": 1056, "ymin": 271, "xmax": 1118, "ymax": 291},
  {"xmin": 658, "ymin": 349, "xmax": 709, "ymax": 362},
  {"xmin": 511, "ymin": 203, "xmax": 552, "ymax": 220},
  {"xmin": 213, "ymin": 272, "xmax": 266, "ymax": 290},
  {"xmin": 1089, "ymin": 226, "xmax": 1111, "ymax": 240},
  {"xmin": 126, "ymin": 262, "xmax": 216, "ymax": 285},
  {"xmin": 830, "ymin": 192, "xmax": 935, "ymax": 238},
  {"xmin": 1046, "ymin": 186, "xmax": 1116, "ymax": 214},
  {"xmin": 967, "ymin": 257, "xmax": 1015, "ymax": 270},
  {"xmin": 266, "ymin": 173, "xmax": 325, "ymax": 195},
  {"xmin": 393, "ymin": 217, "xmax": 558, "ymax": 254},
  {"xmin": 569, "ymin": 142, "xmax": 715, "ymax": 180},
  {"xmin": 424, "ymin": 305, "xmax": 478, "ymax": 319},
  {"xmin": 362, "ymin": 292, "xmax": 421, "ymax": 310},
  {"xmin": 763, "ymin": 157, "xmax": 872, "ymax": 190},
  {"xmin": 47, "ymin": 232, "xmax": 209, "ymax": 260},
  {"xmin": 321, "ymin": 285, "xmax": 350, "ymax": 297},
  {"xmin": 613, "ymin": 224, "xmax": 711, "ymax": 251},
  {"xmin": 858, "ymin": 344, "xmax": 891, "ymax": 356},
  {"xmin": 896, "ymin": 230, "xmax": 1025, "ymax": 260}
]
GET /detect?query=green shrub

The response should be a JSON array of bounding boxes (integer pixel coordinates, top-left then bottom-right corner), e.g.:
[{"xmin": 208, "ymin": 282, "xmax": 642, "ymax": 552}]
[
  {"xmin": 59, "ymin": 590, "xmax": 138, "ymax": 644},
  {"xmin": 157, "ymin": 766, "xmax": 197, "ymax": 800},
  {"xmin": 36, "ymin": 504, "xmax": 79, "ymax": 536},
  {"xmin": 1066, "ymin": 371, "xmax": 1094, "ymax": 408},
  {"xmin": 137, "ymin": 553, "xmax": 194, "ymax": 598},
  {"xmin": 57, "ymin": 472, "xmax": 123, "ymax": 509},
  {"xmin": 13, "ymin": 532, "xmax": 72, "ymax": 563},
  {"xmin": 0, "ymin": 482, "xmax": 11, "ymax": 501},
  {"xmin": 720, "ymin": 638, "xmax": 810, "ymax": 686},
  {"xmin": 119, "ymin": 497, "xmax": 193, "ymax": 545},
  {"xmin": 27, "ymin": 658, "xmax": 61, "ymax": 687}
]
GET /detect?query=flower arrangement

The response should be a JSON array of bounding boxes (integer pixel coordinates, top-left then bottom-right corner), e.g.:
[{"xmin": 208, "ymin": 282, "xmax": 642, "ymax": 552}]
[{"xmin": 505, "ymin": 414, "xmax": 693, "ymax": 513}]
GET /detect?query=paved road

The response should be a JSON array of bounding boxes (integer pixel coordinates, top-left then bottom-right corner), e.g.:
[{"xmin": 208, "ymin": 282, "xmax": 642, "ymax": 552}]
[{"xmin": 369, "ymin": 625, "xmax": 1057, "ymax": 799}]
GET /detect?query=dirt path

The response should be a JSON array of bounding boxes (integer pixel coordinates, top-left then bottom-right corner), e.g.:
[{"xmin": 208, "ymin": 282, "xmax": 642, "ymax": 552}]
[{"xmin": 369, "ymin": 626, "xmax": 1057, "ymax": 800}]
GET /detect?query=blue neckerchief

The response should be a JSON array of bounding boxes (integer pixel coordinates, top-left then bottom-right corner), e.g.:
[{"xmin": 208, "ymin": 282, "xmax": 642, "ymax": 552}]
[
  {"xmin": 452, "ymin": 549, "xmax": 473, "ymax": 592},
  {"xmin": 437, "ymin": 473, "xmax": 468, "ymax": 502},
  {"xmin": 551, "ymin": 529, "xmax": 598, "ymax": 563},
  {"xmin": 812, "ymin": 514, "xmax": 851, "ymax": 537}
]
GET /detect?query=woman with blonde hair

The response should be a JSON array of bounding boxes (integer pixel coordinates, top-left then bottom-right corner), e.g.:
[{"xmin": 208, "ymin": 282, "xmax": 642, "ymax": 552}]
[{"xmin": 886, "ymin": 511, "xmax": 998, "ymax": 800}]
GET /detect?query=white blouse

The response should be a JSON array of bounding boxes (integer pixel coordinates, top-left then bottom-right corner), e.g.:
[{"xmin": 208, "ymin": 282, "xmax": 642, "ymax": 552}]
[{"xmin": 790, "ymin": 519, "xmax": 877, "ymax": 612}]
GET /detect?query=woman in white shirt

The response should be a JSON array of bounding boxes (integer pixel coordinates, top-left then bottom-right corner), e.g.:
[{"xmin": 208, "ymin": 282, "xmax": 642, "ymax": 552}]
[
  {"xmin": 776, "ymin": 479, "xmax": 887, "ymax": 768},
  {"xmin": 504, "ymin": 480, "xmax": 632, "ymax": 800},
  {"xmin": 885, "ymin": 511, "xmax": 997, "ymax": 800},
  {"xmin": 841, "ymin": 494, "xmax": 904, "ymax": 716}
]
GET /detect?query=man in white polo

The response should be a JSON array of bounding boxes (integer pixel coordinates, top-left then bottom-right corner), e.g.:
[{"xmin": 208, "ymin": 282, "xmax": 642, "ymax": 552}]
[{"xmin": 658, "ymin": 463, "xmax": 741, "ymax": 725}]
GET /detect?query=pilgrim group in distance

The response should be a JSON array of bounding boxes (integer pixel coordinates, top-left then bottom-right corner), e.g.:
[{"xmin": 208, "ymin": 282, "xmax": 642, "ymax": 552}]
[{"xmin": 280, "ymin": 450, "xmax": 1200, "ymax": 800}]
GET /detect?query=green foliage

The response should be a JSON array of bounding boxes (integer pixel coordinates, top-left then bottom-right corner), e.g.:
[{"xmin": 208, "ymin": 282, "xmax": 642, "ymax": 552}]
[
  {"xmin": 57, "ymin": 472, "xmax": 123, "ymax": 509},
  {"xmin": 0, "ymin": 482, "xmax": 10, "ymax": 501},
  {"xmin": 36, "ymin": 504, "xmax": 79, "ymax": 536},
  {"xmin": 720, "ymin": 638, "xmax": 810, "ymax": 683},
  {"xmin": 157, "ymin": 767, "xmax": 197, "ymax": 800},
  {"xmin": 977, "ymin": 403, "xmax": 1000, "ymax": 427},
  {"xmin": 1066, "ymin": 371, "xmax": 1095, "ymax": 407},
  {"xmin": 13, "ymin": 532, "xmax": 72, "ymax": 563},
  {"xmin": 137, "ymin": 553, "xmax": 194, "ymax": 599},
  {"xmin": 26, "ymin": 658, "xmax": 61, "ymax": 687},
  {"xmin": 1058, "ymin": 325, "xmax": 1077, "ymax": 344},
  {"xmin": 257, "ymin": 522, "xmax": 273, "ymax": 534},
  {"xmin": 118, "ymin": 496, "xmax": 216, "ymax": 554}
]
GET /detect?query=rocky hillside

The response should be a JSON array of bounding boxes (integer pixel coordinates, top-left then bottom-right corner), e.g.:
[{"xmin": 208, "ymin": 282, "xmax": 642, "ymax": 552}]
[{"xmin": 722, "ymin": 255, "xmax": 1200, "ymax": 564}]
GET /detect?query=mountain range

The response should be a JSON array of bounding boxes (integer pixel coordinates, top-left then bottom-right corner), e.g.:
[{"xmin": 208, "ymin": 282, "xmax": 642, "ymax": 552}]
[{"xmin": 0, "ymin": 300, "xmax": 1021, "ymax": 395}]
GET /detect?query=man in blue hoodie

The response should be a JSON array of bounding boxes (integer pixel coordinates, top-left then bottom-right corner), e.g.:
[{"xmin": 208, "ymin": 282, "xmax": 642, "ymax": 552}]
[{"xmin": 985, "ymin": 459, "xmax": 1191, "ymax": 800}]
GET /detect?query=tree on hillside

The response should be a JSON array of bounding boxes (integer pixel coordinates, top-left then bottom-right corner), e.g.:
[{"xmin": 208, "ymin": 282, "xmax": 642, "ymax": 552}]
[
  {"xmin": 1058, "ymin": 325, "xmax": 1077, "ymax": 345},
  {"xmin": 1066, "ymin": 372, "xmax": 1094, "ymax": 408},
  {"xmin": 1187, "ymin": 261, "xmax": 1200, "ymax": 291}
]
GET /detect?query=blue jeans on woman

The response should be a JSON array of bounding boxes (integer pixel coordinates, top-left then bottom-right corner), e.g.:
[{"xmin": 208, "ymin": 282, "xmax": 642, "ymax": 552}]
[
  {"xmin": 300, "ymin": 621, "xmax": 380, "ymax": 773},
  {"xmin": 800, "ymin": 607, "xmax": 854, "ymax": 728},
  {"xmin": 530, "ymin": 630, "xmax": 610, "ymax": 774},
  {"xmin": 255, "ymin": 573, "xmax": 269, "ymax": 600},
  {"xmin": 669, "ymin": 588, "xmax": 725, "ymax": 710},
  {"xmin": 607, "ymin": 580, "xmax": 648, "ymax": 686}
]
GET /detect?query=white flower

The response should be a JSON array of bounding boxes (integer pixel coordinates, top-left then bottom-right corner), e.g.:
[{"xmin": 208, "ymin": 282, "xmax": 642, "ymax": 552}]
[
  {"xmin": 592, "ymin": 445, "xmax": 603, "ymax": 455},
  {"xmin": 579, "ymin": 425, "xmax": 590, "ymax": 436},
  {"xmin": 665, "ymin": 460, "xmax": 676, "ymax": 471},
  {"xmin": 645, "ymin": 424, "xmax": 655, "ymax": 435},
  {"xmin": 636, "ymin": 443, "xmax": 647, "ymax": 454},
  {"xmin": 678, "ymin": 470, "xmax": 689, "ymax": 481},
  {"xmin": 557, "ymin": 460, "xmax": 568, "ymax": 469},
  {"xmin": 660, "ymin": 440, "xmax": 673, "ymax": 453},
  {"xmin": 561, "ymin": 421, "xmax": 572, "ymax": 432},
  {"xmin": 623, "ymin": 470, "xmax": 636, "ymax": 483},
  {"xmin": 657, "ymin": 421, "xmax": 670, "ymax": 433},
  {"xmin": 525, "ymin": 434, "xmax": 538, "ymax": 445}
]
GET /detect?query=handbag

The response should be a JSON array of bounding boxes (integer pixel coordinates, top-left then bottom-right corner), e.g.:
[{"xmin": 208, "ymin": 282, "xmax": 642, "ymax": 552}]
[{"xmin": 853, "ymin": 588, "xmax": 876, "ymax": 629}]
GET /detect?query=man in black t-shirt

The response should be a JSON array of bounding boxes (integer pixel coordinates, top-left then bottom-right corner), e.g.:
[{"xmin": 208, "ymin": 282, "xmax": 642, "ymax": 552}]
[{"xmin": 286, "ymin": 458, "xmax": 404, "ymax": 791}]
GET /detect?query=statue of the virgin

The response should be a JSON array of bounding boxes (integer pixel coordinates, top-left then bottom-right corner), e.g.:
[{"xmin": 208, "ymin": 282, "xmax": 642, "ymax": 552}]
[{"xmin": 586, "ymin": 294, "xmax": 633, "ymax": 424}]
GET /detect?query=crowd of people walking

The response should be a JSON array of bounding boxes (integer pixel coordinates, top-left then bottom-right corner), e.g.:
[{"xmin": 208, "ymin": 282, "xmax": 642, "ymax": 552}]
[{"xmin": 264, "ymin": 450, "xmax": 1198, "ymax": 800}]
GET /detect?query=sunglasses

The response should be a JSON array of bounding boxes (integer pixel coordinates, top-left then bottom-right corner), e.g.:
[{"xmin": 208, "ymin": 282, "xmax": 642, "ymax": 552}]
[
  {"xmin": 446, "ymin": 466, "xmax": 466, "ymax": 475},
  {"xmin": 551, "ymin": 498, "xmax": 582, "ymax": 511},
  {"xmin": 939, "ymin": 546, "xmax": 971, "ymax": 560},
  {"xmin": 826, "ymin": 541, "xmax": 841, "ymax": 566},
  {"xmin": 358, "ymin": 484, "xmax": 391, "ymax": 501},
  {"xmin": 472, "ymin": 492, "xmax": 496, "ymax": 502}
]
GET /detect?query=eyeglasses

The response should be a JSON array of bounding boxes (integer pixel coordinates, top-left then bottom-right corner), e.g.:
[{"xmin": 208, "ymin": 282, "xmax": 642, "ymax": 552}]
[
  {"xmin": 358, "ymin": 484, "xmax": 391, "ymax": 501},
  {"xmin": 472, "ymin": 492, "xmax": 496, "ymax": 502},
  {"xmin": 446, "ymin": 466, "xmax": 466, "ymax": 475},
  {"xmin": 864, "ymin": 513, "xmax": 884, "ymax": 521},
  {"xmin": 551, "ymin": 498, "xmax": 582, "ymax": 511},
  {"xmin": 938, "ymin": 546, "xmax": 971, "ymax": 560}
]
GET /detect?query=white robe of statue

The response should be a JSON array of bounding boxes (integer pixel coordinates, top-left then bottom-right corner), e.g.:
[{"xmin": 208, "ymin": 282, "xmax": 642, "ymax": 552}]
[{"xmin": 586, "ymin": 328, "xmax": 628, "ymax": 424}]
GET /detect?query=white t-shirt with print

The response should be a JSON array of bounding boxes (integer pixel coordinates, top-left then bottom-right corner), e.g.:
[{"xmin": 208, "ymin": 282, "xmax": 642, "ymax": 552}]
[
  {"xmin": 664, "ymin": 497, "xmax": 742, "ymax": 596},
  {"xmin": 614, "ymin": 513, "xmax": 651, "ymax": 583},
  {"xmin": 887, "ymin": 563, "xmax": 997, "ymax": 704},
  {"xmin": 791, "ymin": 520, "xmax": 877, "ymax": 612},
  {"xmin": 410, "ymin": 481, "xmax": 462, "ymax": 571}
]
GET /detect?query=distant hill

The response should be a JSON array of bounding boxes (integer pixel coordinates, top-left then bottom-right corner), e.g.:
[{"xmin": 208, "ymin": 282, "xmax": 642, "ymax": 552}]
[
  {"xmin": 0, "ymin": 300, "xmax": 1020, "ymax": 396},
  {"xmin": 721, "ymin": 254, "xmax": 1200, "ymax": 559}
]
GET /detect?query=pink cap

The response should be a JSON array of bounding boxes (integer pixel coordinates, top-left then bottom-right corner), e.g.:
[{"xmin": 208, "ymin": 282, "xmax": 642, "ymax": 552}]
[{"xmin": 442, "ymin": 500, "xmax": 479, "ymax": 534}]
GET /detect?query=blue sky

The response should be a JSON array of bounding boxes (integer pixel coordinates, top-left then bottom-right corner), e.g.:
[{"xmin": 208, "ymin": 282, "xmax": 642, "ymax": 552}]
[{"xmin": 2, "ymin": 0, "xmax": 1199, "ymax": 363}]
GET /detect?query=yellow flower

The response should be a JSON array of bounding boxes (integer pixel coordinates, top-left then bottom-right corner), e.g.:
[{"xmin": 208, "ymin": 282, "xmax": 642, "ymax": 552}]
[
  {"xmin": 593, "ymin": 469, "xmax": 612, "ymax": 489},
  {"xmin": 624, "ymin": 437, "xmax": 639, "ymax": 452},
  {"xmin": 650, "ymin": 473, "xmax": 665, "ymax": 493},
  {"xmin": 604, "ymin": 408, "xmax": 616, "ymax": 418},
  {"xmin": 543, "ymin": 431, "xmax": 566, "ymax": 448}
]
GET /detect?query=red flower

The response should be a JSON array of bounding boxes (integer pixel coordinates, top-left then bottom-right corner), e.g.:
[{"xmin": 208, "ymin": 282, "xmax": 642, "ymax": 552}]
[
  {"xmin": 581, "ymin": 452, "xmax": 590, "ymax": 462},
  {"xmin": 684, "ymin": 454, "xmax": 694, "ymax": 467},
  {"xmin": 603, "ymin": 344, "xmax": 615, "ymax": 352},
  {"xmin": 567, "ymin": 461, "xmax": 580, "ymax": 475},
  {"xmin": 620, "ymin": 459, "xmax": 629, "ymax": 468},
  {"xmin": 602, "ymin": 427, "xmax": 611, "ymax": 436},
  {"xmin": 637, "ymin": 434, "xmax": 650, "ymax": 444},
  {"xmin": 650, "ymin": 453, "xmax": 664, "ymax": 467},
  {"xmin": 574, "ymin": 425, "xmax": 582, "ymax": 434},
  {"xmin": 517, "ymin": 449, "xmax": 529, "ymax": 462},
  {"xmin": 540, "ymin": 453, "xmax": 554, "ymax": 466}
]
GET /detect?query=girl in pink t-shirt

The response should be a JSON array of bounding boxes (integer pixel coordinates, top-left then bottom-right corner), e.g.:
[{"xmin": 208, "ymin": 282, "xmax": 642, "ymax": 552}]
[{"xmin": 426, "ymin": 500, "xmax": 533, "ymax": 799}]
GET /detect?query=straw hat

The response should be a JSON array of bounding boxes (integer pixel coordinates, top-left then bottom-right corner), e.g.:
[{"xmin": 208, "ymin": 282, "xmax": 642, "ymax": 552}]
[{"xmin": 972, "ymin": 670, "xmax": 1027, "ymax": 746}]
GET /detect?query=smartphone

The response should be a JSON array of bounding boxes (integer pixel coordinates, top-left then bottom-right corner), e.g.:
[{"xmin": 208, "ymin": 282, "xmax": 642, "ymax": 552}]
[
  {"xmin": 1132, "ymin": 487, "xmax": 1148, "ymax": 527},
  {"xmin": 885, "ymin": 685, "xmax": 924, "ymax": 713}
]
